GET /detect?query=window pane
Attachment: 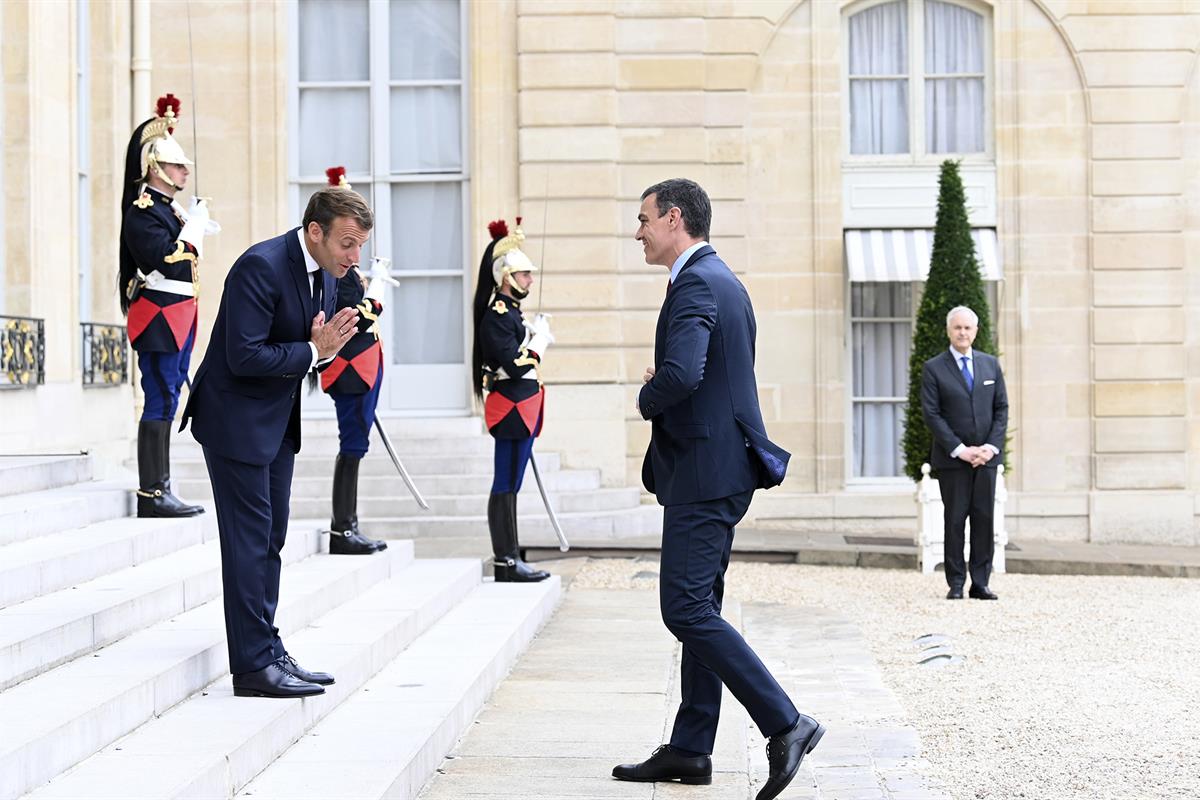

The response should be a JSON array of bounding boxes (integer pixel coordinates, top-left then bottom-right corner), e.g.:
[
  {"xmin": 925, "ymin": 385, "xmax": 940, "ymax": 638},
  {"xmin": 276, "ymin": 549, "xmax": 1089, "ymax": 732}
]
[
  {"xmin": 851, "ymin": 282, "xmax": 912, "ymax": 318},
  {"xmin": 390, "ymin": 182, "xmax": 463, "ymax": 270},
  {"xmin": 848, "ymin": 1, "xmax": 907, "ymax": 76},
  {"xmin": 298, "ymin": 0, "xmax": 368, "ymax": 82},
  {"xmin": 389, "ymin": 87, "xmax": 462, "ymax": 172},
  {"xmin": 849, "ymin": 79, "xmax": 909, "ymax": 155},
  {"xmin": 851, "ymin": 322, "xmax": 911, "ymax": 397},
  {"xmin": 390, "ymin": 0, "xmax": 460, "ymax": 80},
  {"xmin": 853, "ymin": 402, "xmax": 906, "ymax": 477},
  {"xmin": 926, "ymin": 77, "xmax": 984, "ymax": 153},
  {"xmin": 390, "ymin": 276, "xmax": 463, "ymax": 363},
  {"xmin": 925, "ymin": 0, "xmax": 983, "ymax": 74},
  {"xmin": 299, "ymin": 89, "xmax": 369, "ymax": 174}
]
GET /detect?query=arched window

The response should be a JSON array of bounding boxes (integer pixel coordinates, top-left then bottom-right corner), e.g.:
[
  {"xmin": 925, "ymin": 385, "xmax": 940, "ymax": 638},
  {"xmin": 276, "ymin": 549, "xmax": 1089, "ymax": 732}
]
[{"xmin": 846, "ymin": 0, "xmax": 990, "ymax": 159}]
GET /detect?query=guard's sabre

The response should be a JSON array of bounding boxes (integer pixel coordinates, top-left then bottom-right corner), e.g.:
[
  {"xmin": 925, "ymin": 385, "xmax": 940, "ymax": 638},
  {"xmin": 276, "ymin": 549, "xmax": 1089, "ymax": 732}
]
[
  {"xmin": 530, "ymin": 451, "xmax": 569, "ymax": 552},
  {"xmin": 372, "ymin": 417, "xmax": 430, "ymax": 511}
]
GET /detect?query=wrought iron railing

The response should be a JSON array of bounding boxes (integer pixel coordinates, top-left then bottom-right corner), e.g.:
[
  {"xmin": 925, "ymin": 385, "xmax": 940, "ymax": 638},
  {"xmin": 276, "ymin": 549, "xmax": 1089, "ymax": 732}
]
[
  {"xmin": 81, "ymin": 322, "xmax": 129, "ymax": 387},
  {"xmin": 0, "ymin": 315, "xmax": 45, "ymax": 388}
]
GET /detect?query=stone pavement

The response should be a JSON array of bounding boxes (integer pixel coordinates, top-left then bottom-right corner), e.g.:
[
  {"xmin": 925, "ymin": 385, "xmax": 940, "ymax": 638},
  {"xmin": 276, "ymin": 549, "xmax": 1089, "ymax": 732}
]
[{"xmin": 417, "ymin": 581, "xmax": 949, "ymax": 800}]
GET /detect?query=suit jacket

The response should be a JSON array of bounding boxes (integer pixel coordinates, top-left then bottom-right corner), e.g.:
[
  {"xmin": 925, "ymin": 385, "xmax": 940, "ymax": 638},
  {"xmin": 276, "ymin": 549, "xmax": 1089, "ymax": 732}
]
[
  {"xmin": 180, "ymin": 227, "xmax": 335, "ymax": 465},
  {"xmin": 638, "ymin": 245, "xmax": 790, "ymax": 506},
  {"xmin": 919, "ymin": 349, "xmax": 1008, "ymax": 472}
]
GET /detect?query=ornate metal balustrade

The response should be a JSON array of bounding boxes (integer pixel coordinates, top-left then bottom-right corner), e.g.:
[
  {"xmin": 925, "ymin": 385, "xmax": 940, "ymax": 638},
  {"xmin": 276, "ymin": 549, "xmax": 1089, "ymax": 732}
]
[
  {"xmin": 81, "ymin": 322, "xmax": 129, "ymax": 387},
  {"xmin": 0, "ymin": 315, "xmax": 46, "ymax": 388}
]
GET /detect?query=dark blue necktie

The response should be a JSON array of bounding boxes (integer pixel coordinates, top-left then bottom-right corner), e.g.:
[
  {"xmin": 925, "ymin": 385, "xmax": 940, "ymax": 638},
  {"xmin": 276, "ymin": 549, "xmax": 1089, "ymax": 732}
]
[
  {"xmin": 960, "ymin": 355, "xmax": 973, "ymax": 392},
  {"xmin": 311, "ymin": 271, "xmax": 323, "ymax": 318}
]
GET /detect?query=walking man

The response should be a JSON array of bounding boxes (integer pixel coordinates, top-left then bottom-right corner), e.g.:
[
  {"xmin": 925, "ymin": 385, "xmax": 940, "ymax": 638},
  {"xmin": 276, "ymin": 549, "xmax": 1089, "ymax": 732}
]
[{"xmin": 612, "ymin": 179, "xmax": 824, "ymax": 800}]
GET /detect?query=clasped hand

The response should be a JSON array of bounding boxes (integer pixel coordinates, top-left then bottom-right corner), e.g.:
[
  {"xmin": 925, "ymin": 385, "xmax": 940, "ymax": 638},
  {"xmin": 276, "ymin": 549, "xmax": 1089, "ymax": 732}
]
[
  {"xmin": 311, "ymin": 307, "xmax": 360, "ymax": 360},
  {"xmin": 957, "ymin": 445, "xmax": 995, "ymax": 468}
]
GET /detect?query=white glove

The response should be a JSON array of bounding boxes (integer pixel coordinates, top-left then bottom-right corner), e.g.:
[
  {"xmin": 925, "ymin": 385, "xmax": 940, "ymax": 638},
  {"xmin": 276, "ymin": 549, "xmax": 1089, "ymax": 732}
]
[
  {"xmin": 365, "ymin": 257, "xmax": 399, "ymax": 301},
  {"xmin": 524, "ymin": 312, "xmax": 554, "ymax": 356},
  {"xmin": 178, "ymin": 198, "xmax": 210, "ymax": 258}
]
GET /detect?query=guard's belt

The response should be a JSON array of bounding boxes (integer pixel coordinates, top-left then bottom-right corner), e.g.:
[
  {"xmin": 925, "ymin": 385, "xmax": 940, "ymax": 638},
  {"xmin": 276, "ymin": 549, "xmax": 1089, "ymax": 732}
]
[{"xmin": 137, "ymin": 269, "xmax": 195, "ymax": 298}]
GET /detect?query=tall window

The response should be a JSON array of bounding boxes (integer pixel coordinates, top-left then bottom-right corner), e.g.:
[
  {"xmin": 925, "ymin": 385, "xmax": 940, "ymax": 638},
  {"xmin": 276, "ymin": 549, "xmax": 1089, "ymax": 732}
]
[
  {"xmin": 290, "ymin": 0, "xmax": 468, "ymax": 408},
  {"xmin": 846, "ymin": 0, "xmax": 989, "ymax": 159},
  {"xmin": 850, "ymin": 283, "xmax": 911, "ymax": 478},
  {"xmin": 77, "ymin": 0, "xmax": 92, "ymax": 321}
]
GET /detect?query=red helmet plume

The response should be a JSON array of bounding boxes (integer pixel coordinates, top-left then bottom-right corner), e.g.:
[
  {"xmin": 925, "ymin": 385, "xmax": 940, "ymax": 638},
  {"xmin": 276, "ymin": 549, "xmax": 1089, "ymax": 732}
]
[
  {"xmin": 487, "ymin": 219, "xmax": 508, "ymax": 240},
  {"xmin": 325, "ymin": 166, "xmax": 348, "ymax": 187},
  {"xmin": 155, "ymin": 93, "xmax": 182, "ymax": 133}
]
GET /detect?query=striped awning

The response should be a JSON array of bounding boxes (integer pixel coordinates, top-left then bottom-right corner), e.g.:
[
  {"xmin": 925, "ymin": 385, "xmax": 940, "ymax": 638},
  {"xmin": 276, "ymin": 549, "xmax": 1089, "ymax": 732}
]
[{"xmin": 844, "ymin": 229, "xmax": 1001, "ymax": 282}]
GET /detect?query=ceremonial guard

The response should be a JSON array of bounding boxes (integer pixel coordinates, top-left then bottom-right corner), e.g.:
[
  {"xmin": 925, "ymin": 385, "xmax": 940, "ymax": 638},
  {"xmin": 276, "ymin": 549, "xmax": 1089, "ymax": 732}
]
[
  {"xmin": 119, "ymin": 94, "xmax": 217, "ymax": 518},
  {"xmin": 316, "ymin": 167, "xmax": 392, "ymax": 555},
  {"xmin": 471, "ymin": 219, "xmax": 553, "ymax": 582}
]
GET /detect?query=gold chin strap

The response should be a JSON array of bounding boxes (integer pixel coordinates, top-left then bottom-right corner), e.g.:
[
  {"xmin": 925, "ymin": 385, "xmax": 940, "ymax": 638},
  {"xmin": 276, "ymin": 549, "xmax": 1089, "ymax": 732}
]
[{"xmin": 147, "ymin": 155, "xmax": 185, "ymax": 192}]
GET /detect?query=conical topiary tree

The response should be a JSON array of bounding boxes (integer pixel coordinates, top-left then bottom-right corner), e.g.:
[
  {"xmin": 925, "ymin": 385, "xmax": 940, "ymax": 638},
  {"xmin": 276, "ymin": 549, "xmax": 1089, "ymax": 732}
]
[{"xmin": 901, "ymin": 159, "xmax": 996, "ymax": 481}]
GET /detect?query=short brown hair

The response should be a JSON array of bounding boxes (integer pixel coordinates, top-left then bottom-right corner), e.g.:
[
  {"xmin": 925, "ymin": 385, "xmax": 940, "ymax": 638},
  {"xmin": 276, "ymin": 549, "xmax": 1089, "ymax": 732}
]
[{"xmin": 303, "ymin": 187, "xmax": 374, "ymax": 236}]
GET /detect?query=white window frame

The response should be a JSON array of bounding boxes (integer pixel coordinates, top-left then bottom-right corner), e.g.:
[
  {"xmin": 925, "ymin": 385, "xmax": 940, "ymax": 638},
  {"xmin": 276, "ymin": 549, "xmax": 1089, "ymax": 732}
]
[
  {"xmin": 841, "ymin": 0, "xmax": 994, "ymax": 166},
  {"xmin": 287, "ymin": 0, "xmax": 472, "ymax": 416},
  {"xmin": 77, "ymin": 0, "xmax": 92, "ymax": 322}
]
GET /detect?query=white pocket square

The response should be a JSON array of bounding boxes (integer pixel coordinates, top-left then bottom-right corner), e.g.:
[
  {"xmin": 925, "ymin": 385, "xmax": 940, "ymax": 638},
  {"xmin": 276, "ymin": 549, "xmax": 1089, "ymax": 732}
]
[{"xmin": 983, "ymin": 379, "xmax": 995, "ymax": 386}]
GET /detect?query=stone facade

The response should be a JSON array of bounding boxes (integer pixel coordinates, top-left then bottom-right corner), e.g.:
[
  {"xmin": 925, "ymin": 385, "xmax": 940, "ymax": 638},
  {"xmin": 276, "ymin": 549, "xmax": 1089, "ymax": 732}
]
[{"xmin": 1, "ymin": 0, "xmax": 1198, "ymax": 545}]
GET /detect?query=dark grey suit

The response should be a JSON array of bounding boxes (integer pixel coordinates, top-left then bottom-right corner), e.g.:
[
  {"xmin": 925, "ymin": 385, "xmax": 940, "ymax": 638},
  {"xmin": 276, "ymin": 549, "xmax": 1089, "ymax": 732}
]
[{"xmin": 919, "ymin": 349, "xmax": 1008, "ymax": 589}]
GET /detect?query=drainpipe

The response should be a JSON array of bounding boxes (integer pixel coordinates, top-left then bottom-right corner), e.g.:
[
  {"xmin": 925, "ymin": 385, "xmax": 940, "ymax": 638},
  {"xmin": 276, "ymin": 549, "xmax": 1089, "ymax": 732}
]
[{"xmin": 131, "ymin": 0, "xmax": 150, "ymax": 125}]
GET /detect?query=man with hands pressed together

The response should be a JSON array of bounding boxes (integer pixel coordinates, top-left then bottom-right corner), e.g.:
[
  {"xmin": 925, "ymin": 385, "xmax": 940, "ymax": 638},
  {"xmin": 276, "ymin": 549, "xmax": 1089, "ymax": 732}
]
[
  {"xmin": 919, "ymin": 305, "xmax": 1009, "ymax": 601},
  {"xmin": 180, "ymin": 187, "xmax": 371, "ymax": 697}
]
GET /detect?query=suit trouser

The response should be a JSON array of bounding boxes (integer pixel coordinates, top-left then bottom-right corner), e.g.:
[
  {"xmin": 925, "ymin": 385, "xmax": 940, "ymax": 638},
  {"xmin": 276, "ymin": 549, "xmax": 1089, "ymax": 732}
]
[
  {"xmin": 660, "ymin": 490, "xmax": 798, "ymax": 754},
  {"xmin": 939, "ymin": 466, "xmax": 997, "ymax": 590},
  {"xmin": 202, "ymin": 439, "xmax": 294, "ymax": 675}
]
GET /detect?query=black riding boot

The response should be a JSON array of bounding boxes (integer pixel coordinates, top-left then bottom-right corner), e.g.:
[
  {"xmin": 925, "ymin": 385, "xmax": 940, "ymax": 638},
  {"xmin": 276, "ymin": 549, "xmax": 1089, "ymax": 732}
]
[
  {"xmin": 136, "ymin": 420, "xmax": 204, "ymax": 518},
  {"xmin": 488, "ymin": 492, "xmax": 549, "ymax": 582},
  {"xmin": 329, "ymin": 454, "xmax": 385, "ymax": 554}
]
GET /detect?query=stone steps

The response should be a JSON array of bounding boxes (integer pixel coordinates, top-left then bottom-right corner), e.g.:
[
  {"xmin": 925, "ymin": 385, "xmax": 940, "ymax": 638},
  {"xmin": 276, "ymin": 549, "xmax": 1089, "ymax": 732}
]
[
  {"xmin": 21, "ymin": 559, "xmax": 497, "ymax": 800},
  {"xmin": 0, "ymin": 482, "xmax": 131, "ymax": 547},
  {"xmin": 177, "ymin": 486, "xmax": 641, "ymax": 519},
  {"xmin": 2, "ymin": 420, "xmax": 568, "ymax": 800},
  {"xmin": 356, "ymin": 503, "xmax": 663, "ymax": 545},
  {"xmin": 0, "ymin": 526, "xmax": 321, "ymax": 692},
  {"xmin": 0, "ymin": 455, "xmax": 93, "ymax": 498},
  {"xmin": 157, "ymin": 433, "xmax": 497, "ymax": 461},
  {"xmin": 0, "ymin": 543, "xmax": 414, "ymax": 800},
  {"xmin": 170, "ymin": 451, "xmax": 564, "ymax": 479},
  {"xmin": 174, "ymin": 467, "xmax": 603, "ymax": 500},
  {"xmin": 239, "ymin": 579, "xmax": 561, "ymax": 800},
  {"xmin": 0, "ymin": 514, "xmax": 219, "ymax": 610}
]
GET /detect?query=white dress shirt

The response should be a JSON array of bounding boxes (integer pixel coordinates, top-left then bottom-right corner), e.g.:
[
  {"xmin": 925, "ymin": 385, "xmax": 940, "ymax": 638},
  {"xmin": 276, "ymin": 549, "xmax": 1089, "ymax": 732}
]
[
  {"xmin": 947, "ymin": 346, "xmax": 999, "ymax": 459},
  {"xmin": 297, "ymin": 229, "xmax": 334, "ymax": 370},
  {"xmin": 668, "ymin": 241, "xmax": 709, "ymax": 285}
]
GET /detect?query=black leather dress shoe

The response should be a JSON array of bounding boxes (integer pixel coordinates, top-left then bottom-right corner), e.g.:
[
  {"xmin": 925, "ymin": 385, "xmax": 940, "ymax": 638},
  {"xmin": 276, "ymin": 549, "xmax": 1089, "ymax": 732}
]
[
  {"xmin": 757, "ymin": 714, "xmax": 825, "ymax": 800},
  {"xmin": 277, "ymin": 653, "xmax": 335, "ymax": 686},
  {"xmin": 612, "ymin": 745, "xmax": 712, "ymax": 784},
  {"xmin": 969, "ymin": 585, "xmax": 998, "ymax": 600},
  {"xmin": 232, "ymin": 661, "xmax": 324, "ymax": 698},
  {"xmin": 946, "ymin": 587, "xmax": 964, "ymax": 600},
  {"xmin": 330, "ymin": 530, "xmax": 381, "ymax": 555}
]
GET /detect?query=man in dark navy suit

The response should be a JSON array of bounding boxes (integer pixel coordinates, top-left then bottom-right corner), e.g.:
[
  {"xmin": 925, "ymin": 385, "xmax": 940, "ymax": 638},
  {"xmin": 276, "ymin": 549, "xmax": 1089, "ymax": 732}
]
[
  {"xmin": 180, "ymin": 188, "xmax": 367, "ymax": 698},
  {"xmin": 919, "ymin": 305, "xmax": 1008, "ymax": 601},
  {"xmin": 612, "ymin": 179, "xmax": 824, "ymax": 800}
]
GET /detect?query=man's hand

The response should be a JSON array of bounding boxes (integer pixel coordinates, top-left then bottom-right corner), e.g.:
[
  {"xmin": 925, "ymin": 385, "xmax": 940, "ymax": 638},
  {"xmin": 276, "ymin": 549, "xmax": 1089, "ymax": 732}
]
[
  {"xmin": 643, "ymin": 365, "xmax": 655, "ymax": 384},
  {"xmin": 956, "ymin": 445, "xmax": 981, "ymax": 465},
  {"xmin": 972, "ymin": 448, "xmax": 996, "ymax": 468},
  {"xmin": 311, "ymin": 307, "xmax": 359, "ymax": 360}
]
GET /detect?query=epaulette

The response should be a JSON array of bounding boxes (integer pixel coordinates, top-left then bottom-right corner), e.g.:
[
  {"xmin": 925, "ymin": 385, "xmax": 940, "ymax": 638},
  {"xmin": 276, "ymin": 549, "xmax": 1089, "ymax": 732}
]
[
  {"xmin": 491, "ymin": 300, "xmax": 508, "ymax": 315},
  {"xmin": 133, "ymin": 193, "xmax": 154, "ymax": 209}
]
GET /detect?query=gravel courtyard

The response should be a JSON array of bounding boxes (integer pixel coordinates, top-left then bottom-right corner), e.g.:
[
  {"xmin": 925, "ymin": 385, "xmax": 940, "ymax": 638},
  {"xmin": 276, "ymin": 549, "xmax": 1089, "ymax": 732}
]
[{"xmin": 571, "ymin": 559, "xmax": 1200, "ymax": 800}]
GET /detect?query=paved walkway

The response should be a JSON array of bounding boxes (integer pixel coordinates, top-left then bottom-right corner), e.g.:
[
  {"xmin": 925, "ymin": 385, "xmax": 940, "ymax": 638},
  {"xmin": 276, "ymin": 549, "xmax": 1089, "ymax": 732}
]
[{"xmin": 418, "ymin": 581, "xmax": 949, "ymax": 800}]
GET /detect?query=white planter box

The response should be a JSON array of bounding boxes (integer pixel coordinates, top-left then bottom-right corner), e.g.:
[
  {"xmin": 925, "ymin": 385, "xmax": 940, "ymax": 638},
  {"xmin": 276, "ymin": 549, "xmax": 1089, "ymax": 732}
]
[{"xmin": 915, "ymin": 463, "xmax": 1008, "ymax": 574}]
